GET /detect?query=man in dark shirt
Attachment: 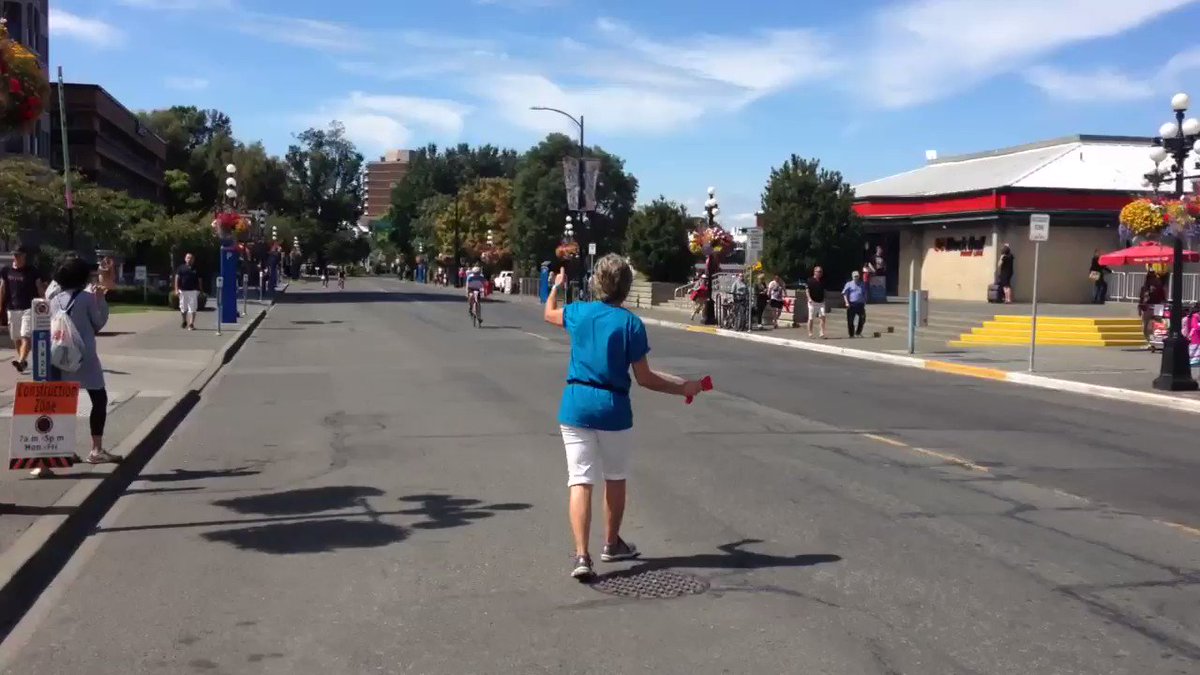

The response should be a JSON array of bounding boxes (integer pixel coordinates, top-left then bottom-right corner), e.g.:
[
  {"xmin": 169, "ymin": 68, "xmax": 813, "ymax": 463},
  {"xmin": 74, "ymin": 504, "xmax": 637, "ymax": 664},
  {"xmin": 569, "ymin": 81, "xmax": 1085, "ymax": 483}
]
[
  {"xmin": 806, "ymin": 266, "xmax": 827, "ymax": 339},
  {"xmin": 0, "ymin": 246, "xmax": 45, "ymax": 372},
  {"xmin": 174, "ymin": 253, "xmax": 202, "ymax": 330}
]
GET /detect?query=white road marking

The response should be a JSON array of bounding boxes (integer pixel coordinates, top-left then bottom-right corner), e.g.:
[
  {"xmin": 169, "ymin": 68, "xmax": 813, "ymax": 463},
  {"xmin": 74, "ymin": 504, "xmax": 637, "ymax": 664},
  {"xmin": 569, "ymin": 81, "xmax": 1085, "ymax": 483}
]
[{"xmin": 524, "ymin": 332, "xmax": 550, "ymax": 341}]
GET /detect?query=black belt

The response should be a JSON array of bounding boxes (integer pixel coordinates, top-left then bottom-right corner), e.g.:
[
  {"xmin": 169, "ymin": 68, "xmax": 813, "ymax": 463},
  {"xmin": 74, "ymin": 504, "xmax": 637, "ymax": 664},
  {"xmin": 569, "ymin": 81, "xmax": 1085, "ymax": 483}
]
[{"xmin": 567, "ymin": 379, "xmax": 629, "ymax": 396}]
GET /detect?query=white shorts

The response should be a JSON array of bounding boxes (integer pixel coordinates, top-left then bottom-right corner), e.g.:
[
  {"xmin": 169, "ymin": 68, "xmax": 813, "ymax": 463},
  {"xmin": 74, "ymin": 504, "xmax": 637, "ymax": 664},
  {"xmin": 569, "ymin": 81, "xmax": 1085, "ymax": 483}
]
[
  {"xmin": 560, "ymin": 425, "xmax": 633, "ymax": 486},
  {"xmin": 179, "ymin": 290, "xmax": 200, "ymax": 314},
  {"xmin": 808, "ymin": 302, "xmax": 827, "ymax": 319},
  {"xmin": 7, "ymin": 309, "xmax": 30, "ymax": 340}
]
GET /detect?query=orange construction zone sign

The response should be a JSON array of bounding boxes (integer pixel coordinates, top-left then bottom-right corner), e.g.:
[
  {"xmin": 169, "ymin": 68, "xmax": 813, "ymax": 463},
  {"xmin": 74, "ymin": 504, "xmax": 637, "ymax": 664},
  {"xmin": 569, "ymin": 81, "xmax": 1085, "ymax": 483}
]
[{"xmin": 9, "ymin": 382, "xmax": 80, "ymax": 469}]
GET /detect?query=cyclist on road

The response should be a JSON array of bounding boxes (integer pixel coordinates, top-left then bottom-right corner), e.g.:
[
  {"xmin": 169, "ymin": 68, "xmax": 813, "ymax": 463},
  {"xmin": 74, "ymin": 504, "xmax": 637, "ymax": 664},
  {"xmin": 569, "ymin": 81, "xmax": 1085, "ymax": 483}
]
[
  {"xmin": 337, "ymin": 267, "xmax": 346, "ymax": 290},
  {"xmin": 465, "ymin": 266, "xmax": 486, "ymax": 324}
]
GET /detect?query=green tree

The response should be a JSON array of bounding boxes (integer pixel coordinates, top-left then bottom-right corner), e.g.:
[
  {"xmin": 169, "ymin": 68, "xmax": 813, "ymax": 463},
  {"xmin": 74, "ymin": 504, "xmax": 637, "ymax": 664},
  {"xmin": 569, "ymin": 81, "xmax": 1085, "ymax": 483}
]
[
  {"xmin": 232, "ymin": 142, "xmax": 289, "ymax": 212},
  {"xmin": 510, "ymin": 133, "xmax": 637, "ymax": 269},
  {"xmin": 760, "ymin": 155, "xmax": 861, "ymax": 284},
  {"xmin": 284, "ymin": 122, "xmax": 364, "ymax": 262},
  {"xmin": 138, "ymin": 106, "xmax": 234, "ymax": 206},
  {"xmin": 432, "ymin": 178, "xmax": 513, "ymax": 261},
  {"xmin": 0, "ymin": 158, "xmax": 60, "ymax": 246},
  {"xmin": 164, "ymin": 168, "xmax": 201, "ymax": 216},
  {"xmin": 386, "ymin": 143, "xmax": 519, "ymax": 257},
  {"xmin": 124, "ymin": 213, "xmax": 214, "ymax": 274},
  {"xmin": 625, "ymin": 198, "xmax": 694, "ymax": 283},
  {"xmin": 325, "ymin": 234, "xmax": 371, "ymax": 265}
]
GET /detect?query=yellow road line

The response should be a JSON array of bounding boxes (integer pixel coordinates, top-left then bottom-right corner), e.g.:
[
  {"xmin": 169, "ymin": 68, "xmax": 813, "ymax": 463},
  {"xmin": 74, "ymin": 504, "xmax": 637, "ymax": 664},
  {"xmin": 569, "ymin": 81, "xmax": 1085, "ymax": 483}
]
[
  {"xmin": 1155, "ymin": 519, "xmax": 1200, "ymax": 538},
  {"xmin": 923, "ymin": 360, "xmax": 1009, "ymax": 381},
  {"xmin": 861, "ymin": 433, "xmax": 988, "ymax": 472},
  {"xmin": 685, "ymin": 325, "xmax": 718, "ymax": 335}
]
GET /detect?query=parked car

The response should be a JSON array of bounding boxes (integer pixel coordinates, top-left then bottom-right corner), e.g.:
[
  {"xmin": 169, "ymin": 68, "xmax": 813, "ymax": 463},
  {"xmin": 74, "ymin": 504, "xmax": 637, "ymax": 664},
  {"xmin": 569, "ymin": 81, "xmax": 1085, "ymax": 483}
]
[{"xmin": 494, "ymin": 271, "xmax": 514, "ymax": 294}]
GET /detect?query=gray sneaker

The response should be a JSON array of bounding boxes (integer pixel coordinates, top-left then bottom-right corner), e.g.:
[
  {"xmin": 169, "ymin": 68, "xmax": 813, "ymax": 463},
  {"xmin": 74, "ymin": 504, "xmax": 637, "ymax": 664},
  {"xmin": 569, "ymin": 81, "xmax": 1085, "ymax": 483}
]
[
  {"xmin": 570, "ymin": 555, "xmax": 594, "ymax": 579},
  {"xmin": 601, "ymin": 539, "xmax": 640, "ymax": 562}
]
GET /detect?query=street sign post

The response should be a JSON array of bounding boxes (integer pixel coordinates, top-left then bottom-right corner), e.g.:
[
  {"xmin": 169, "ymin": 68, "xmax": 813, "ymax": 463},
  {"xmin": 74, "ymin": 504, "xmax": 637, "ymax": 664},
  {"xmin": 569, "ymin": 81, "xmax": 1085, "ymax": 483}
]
[
  {"xmin": 215, "ymin": 276, "xmax": 224, "ymax": 336},
  {"xmin": 1029, "ymin": 213, "xmax": 1050, "ymax": 371},
  {"xmin": 135, "ymin": 265, "xmax": 148, "ymax": 304},
  {"xmin": 8, "ymin": 381, "xmax": 79, "ymax": 470},
  {"xmin": 30, "ymin": 299, "xmax": 50, "ymax": 382}
]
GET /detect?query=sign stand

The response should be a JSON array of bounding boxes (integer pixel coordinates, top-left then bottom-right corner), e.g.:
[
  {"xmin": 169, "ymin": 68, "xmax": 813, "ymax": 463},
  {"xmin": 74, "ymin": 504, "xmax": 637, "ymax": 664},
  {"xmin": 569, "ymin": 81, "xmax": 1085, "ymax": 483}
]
[
  {"xmin": 907, "ymin": 259, "xmax": 916, "ymax": 354},
  {"xmin": 1028, "ymin": 213, "xmax": 1050, "ymax": 372},
  {"xmin": 135, "ymin": 265, "xmax": 148, "ymax": 305},
  {"xmin": 10, "ymin": 301, "xmax": 80, "ymax": 472}
]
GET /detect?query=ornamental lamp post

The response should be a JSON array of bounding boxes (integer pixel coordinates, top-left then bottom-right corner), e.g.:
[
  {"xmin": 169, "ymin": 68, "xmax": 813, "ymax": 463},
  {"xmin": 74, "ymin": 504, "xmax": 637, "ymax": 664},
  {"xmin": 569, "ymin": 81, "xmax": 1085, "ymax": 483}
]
[
  {"xmin": 1146, "ymin": 92, "xmax": 1200, "ymax": 391},
  {"xmin": 702, "ymin": 186, "xmax": 720, "ymax": 325}
]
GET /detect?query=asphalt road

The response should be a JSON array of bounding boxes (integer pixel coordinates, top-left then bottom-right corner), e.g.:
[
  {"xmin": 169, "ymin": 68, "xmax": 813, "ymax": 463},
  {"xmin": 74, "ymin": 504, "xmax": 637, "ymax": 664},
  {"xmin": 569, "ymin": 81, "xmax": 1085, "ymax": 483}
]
[{"xmin": 1, "ymin": 278, "xmax": 1197, "ymax": 674}]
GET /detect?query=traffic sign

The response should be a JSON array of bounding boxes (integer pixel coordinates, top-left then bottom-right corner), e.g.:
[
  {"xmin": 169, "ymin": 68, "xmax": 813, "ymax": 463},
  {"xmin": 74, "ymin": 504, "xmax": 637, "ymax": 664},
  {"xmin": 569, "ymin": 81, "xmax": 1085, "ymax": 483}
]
[
  {"xmin": 134, "ymin": 265, "xmax": 148, "ymax": 282},
  {"xmin": 1029, "ymin": 213, "xmax": 1050, "ymax": 242},
  {"xmin": 746, "ymin": 228, "xmax": 764, "ymax": 254},
  {"xmin": 31, "ymin": 299, "xmax": 50, "ymax": 382},
  {"xmin": 216, "ymin": 276, "xmax": 224, "ymax": 289},
  {"xmin": 588, "ymin": 242, "xmax": 597, "ymax": 256},
  {"xmin": 9, "ymin": 381, "xmax": 79, "ymax": 469}
]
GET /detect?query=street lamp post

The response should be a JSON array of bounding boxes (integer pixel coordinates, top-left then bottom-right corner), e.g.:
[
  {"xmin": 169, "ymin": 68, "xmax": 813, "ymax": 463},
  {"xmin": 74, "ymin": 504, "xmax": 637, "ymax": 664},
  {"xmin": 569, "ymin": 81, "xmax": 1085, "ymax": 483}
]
[
  {"xmin": 219, "ymin": 163, "xmax": 239, "ymax": 324},
  {"xmin": 530, "ymin": 106, "xmax": 588, "ymax": 268},
  {"xmin": 702, "ymin": 187, "xmax": 720, "ymax": 325},
  {"xmin": 1147, "ymin": 93, "xmax": 1200, "ymax": 391}
]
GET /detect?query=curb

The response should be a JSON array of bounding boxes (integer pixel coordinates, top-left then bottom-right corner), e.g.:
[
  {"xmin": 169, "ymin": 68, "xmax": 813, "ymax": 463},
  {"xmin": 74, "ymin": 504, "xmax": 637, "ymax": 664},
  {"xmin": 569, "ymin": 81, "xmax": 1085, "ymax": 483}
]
[
  {"xmin": 0, "ymin": 304, "xmax": 274, "ymax": 639},
  {"xmin": 640, "ymin": 316, "xmax": 1200, "ymax": 415}
]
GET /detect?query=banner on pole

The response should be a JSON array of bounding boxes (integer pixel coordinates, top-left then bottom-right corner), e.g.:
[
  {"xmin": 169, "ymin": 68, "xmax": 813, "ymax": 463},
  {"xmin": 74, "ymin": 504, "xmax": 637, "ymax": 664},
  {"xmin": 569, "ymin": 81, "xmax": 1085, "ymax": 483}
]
[{"xmin": 563, "ymin": 158, "xmax": 602, "ymax": 212}]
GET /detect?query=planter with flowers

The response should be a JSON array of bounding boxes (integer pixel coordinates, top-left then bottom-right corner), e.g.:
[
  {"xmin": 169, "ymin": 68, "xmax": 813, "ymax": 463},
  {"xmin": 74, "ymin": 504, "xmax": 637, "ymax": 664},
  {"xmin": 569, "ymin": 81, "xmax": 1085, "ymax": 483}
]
[
  {"xmin": 1119, "ymin": 196, "xmax": 1200, "ymax": 243},
  {"xmin": 689, "ymin": 226, "xmax": 736, "ymax": 258},
  {"xmin": 0, "ymin": 19, "xmax": 49, "ymax": 134},
  {"xmin": 556, "ymin": 241, "xmax": 580, "ymax": 261}
]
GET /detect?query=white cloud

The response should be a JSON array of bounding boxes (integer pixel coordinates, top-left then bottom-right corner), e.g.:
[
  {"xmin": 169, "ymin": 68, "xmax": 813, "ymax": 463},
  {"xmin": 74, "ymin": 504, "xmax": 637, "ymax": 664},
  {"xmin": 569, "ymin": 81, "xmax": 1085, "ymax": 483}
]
[
  {"xmin": 48, "ymin": 9, "xmax": 123, "ymax": 48},
  {"xmin": 119, "ymin": 0, "xmax": 232, "ymax": 8},
  {"xmin": 165, "ymin": 76, "xmax": 210, "ymax": 92},
  {"xmin": 303, "ymin": 92, "xmax": 472, "ymax": 153},
  {"xmin": 862, "ymin": 0, "xmax": 1198, "ymax": 108},
  {"xmin": 237, "ymin": 14, "xmax": 368, "ymax": 53},
  {"xmin": 474, "ymin": 73, "xmax": 707, "ymax": 136},
  {"xmin": 475, "ymin": 0, "xmax": 564, "ymax": 8},
  {"xmin": 1025, "ymin": 66, "xmax": 1153, "ymax": 102}
]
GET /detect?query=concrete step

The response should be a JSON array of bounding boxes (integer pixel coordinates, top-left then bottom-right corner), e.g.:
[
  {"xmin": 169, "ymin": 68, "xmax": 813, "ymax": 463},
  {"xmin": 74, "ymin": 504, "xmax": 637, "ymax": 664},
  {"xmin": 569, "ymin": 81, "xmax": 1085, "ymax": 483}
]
[
  {"xmin": 953, "ymin": 334, "xmax": 1147, "ymax": 347},
  {"xmin": 991, "ymin": 316, "xmax": 1142, "ymax": 327},
  {"xmin": 970, "ymin": 328, "xmax": 1146, "ymax": 341}
]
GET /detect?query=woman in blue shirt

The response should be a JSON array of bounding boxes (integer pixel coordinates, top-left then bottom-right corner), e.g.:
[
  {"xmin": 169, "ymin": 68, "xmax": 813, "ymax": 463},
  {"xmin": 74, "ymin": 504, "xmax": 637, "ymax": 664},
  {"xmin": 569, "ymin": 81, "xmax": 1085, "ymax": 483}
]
[{"xmin": 544, "ymin": 254, "xmax": 705, "ymax": 579}]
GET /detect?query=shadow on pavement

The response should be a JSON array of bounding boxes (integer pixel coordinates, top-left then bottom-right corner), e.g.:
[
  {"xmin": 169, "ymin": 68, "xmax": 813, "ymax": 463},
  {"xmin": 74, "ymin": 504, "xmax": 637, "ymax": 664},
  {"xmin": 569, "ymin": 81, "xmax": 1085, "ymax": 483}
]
[
  {"xmin": 141, "ymin": 467, "xmax": 263, "ymax": 483},
  {"xmin": 397, "ymin": 494, "xmax": 532, "ymax": 530},
  {"xmin": 214, "ymin": 486, "xmax": 384, "ymax": 516},
  {"xmin": 122, "ymin": 486, "xmax": 203, "ymax": 496},
  {"xmin": 201, "ymin": 519, "xmax": 408, "ymax": 554},
  {"xmin": 291, "ymin": 320, "xmax": 345, "ymax": 325},
  {"xmin": 276, "ymin": 291, "xmax": 459, "ymax": 305},
  {"xmin": 593, "ymin": 539, "xmax": 842, "ymax": 581}
]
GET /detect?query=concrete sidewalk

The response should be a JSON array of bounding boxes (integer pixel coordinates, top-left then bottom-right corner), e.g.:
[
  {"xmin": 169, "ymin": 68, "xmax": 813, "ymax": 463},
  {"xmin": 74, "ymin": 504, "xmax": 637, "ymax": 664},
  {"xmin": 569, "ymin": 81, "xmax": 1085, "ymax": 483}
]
[{"xmin": 0, "ymin": 298, "xmax": 272, "ymax": 566}]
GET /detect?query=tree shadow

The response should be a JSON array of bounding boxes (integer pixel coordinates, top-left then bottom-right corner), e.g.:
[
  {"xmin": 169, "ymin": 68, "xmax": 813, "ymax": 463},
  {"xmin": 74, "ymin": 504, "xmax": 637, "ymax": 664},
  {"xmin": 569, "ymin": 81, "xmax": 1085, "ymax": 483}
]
[
  {"xmin": 0, "ymin": 504, "xmax": 75, "ymax": 516},
  {"xmin": 140, "ymin": 467, "xmax": 262, "ymax": 483},
  {"xmin": 591, "ymin": 539, "xmax": 842, "ymax": 582},
  {"xmin": 397, "ymin": 494, "xmax": 532, "ymax": 530},
  {"xmin": 201, "ymin": 519, "xmax": 408, "ymax": 554},
  {"xmin": 214, "ymin": 486, "xmax": 384, "ymax": 516}
]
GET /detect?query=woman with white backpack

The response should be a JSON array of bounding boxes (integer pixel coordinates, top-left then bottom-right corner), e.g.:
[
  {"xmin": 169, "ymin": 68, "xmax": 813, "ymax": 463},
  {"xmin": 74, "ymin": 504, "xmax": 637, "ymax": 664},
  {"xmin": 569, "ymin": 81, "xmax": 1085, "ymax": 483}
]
[{"xmin": 49, "ymin": 256, "xmax": 119, "ymax": 466}]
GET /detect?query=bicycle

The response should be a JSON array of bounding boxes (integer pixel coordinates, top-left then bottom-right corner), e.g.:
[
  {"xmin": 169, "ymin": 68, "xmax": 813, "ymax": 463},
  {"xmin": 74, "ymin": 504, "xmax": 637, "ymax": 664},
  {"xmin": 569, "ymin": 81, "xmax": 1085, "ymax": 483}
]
[{"xmin": 468, "ymin": 290, "xmax": 483, "ymax": 328}]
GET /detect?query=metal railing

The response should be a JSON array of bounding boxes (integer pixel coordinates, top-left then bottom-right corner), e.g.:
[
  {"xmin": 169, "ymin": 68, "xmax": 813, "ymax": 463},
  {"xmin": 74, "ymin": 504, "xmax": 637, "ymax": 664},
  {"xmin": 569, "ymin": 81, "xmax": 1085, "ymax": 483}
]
[{"xmin": 1107, "ymin": 271, "xmax": 1199, "ymax": 304}]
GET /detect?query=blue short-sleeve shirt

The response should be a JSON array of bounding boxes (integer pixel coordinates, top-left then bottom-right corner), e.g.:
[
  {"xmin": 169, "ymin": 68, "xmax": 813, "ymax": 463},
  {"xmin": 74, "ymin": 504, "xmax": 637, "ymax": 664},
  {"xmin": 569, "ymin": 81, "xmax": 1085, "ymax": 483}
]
[{"xmin": 558, "ymin": 302, "xmax": 650, "ymax": 431}]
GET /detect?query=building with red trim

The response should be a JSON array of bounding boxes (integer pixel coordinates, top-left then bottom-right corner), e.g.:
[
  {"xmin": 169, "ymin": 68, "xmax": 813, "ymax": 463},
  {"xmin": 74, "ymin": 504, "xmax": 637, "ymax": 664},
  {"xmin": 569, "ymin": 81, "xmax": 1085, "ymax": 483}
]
[{"xmin": 853, "ymin": 135, "xmax": 1160, "ymax": 303}]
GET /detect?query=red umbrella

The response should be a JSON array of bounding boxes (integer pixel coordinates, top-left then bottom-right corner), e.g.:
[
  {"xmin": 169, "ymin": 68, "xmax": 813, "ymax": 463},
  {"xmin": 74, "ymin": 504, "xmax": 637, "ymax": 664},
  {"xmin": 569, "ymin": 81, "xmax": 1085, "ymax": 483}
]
[{"xmin": 1098, "ymin": 241, "xmax": 1200, "ymax": 266}]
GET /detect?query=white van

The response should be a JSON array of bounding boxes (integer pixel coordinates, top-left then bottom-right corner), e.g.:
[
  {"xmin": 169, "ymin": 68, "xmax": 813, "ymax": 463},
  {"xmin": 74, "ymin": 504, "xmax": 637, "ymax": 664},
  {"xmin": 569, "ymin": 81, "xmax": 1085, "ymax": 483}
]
[{"xmin": 495, "ymin": 271, "xmax": 514, "ymax": 294}]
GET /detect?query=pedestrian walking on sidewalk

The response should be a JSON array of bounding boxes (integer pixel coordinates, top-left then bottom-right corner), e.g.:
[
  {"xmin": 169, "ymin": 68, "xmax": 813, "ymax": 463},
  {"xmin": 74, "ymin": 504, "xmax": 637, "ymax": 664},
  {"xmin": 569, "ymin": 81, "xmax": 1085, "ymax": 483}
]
[
  {"xmin": 50, "ymin": 256, "xmax": 120, "ymax": 466},
  {"xmin": 1, "ymin": 245, "xmax": 46, "ymax": 373},
  {"xmin": 544, "ymin": 254, "xmax": 706, "ymax": 580},
  {"xmin": 843, "ymin": 271, "xmax": 867, "ymax": 338},
  {"xmin": 175, "ymin": 253, "xmax": 201, "ymax": 331},
  {"xmin": 1185, "ymin": 302, "xmax": 1200, "ymax": 367},
  {"xmin": 767, "ymin": 275, "xmax": 785, "ymax": 328},
  {"xmin": 1089, "ymin": 251, "xmax": 1110, "ymax": 304},
  {"xmin": 997, "ymin": 244, "xmax": 1015, "ymax": 304},
  {"xmin": 806, "ymin": 266, "xmax": 828, "ymax": 339}
]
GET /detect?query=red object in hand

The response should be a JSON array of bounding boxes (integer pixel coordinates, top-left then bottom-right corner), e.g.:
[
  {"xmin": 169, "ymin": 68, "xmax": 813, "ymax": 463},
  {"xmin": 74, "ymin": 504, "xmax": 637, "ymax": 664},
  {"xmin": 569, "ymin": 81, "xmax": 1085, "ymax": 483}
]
[{"xmin": 685, "ymin": 375, "xmax": 714, "ymax": 405}]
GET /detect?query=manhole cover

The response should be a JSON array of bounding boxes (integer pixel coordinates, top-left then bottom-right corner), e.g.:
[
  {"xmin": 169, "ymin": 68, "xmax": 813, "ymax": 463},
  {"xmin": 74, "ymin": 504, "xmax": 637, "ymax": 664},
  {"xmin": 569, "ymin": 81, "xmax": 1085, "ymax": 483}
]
[{"xmin": 590, "ymin": 569, "xmax": 709, "ymax": 599}]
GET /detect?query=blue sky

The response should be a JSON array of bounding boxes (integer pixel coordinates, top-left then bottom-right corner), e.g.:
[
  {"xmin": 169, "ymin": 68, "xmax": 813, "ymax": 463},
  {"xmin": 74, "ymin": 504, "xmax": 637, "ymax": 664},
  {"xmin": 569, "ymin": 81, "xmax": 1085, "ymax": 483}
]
[{"xmin": 47, "ymin": 0, "xmax": 1200, "ymax": 226}]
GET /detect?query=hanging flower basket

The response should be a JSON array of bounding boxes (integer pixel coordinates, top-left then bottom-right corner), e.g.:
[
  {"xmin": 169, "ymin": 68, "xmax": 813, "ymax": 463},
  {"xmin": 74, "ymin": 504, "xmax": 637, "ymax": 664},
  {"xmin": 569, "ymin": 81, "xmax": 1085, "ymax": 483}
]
[
  {"xmin": 556, "ymin": 241, "xmax": 580, "ymax": 260},
  {"xmin": 1119, "ymin": 199, "xmax": 1166, "ymax": 239},
  {"xmin": 0, "ymin": 19, "xmax": 49, "ymax": 134},
  {"xmin": 481, "ymin": 248, "xmax": 505, "ymax": 266},
  {"xmin": 689, "ymin": 226, "xmax": 736, "ymax": 258}
]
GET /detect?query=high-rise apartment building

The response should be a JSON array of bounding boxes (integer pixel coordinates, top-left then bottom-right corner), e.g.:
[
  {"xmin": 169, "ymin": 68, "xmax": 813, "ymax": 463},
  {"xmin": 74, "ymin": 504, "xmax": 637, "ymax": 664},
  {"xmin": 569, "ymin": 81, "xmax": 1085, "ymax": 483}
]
[
  {"xmin": 0, "ymin": 0, "xmax": 49, "ymax": 159},
  {"xmin": 362, "ymin": 149, "xmax": 412, "ymax": 226}
]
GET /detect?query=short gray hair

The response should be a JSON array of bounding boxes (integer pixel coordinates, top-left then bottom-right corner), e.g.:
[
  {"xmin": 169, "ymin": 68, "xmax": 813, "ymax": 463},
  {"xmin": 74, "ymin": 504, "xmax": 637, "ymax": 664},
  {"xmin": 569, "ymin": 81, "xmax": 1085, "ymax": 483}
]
[{"xmin": 591, "ymin": 253, "xmax": 633, "ymax": 305}]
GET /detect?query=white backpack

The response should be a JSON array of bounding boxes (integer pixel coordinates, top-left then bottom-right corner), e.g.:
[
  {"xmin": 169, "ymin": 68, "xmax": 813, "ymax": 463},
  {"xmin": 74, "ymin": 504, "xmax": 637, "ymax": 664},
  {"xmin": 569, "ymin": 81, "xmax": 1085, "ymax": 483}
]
[{"xmin": 50, "ymin": 293, "xmax": 85, "ymax": 373}]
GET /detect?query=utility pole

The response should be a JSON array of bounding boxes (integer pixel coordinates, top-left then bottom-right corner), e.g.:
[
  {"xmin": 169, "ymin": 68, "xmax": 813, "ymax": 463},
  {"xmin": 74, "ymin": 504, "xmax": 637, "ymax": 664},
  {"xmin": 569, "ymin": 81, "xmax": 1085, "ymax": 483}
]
[{"xmin": 56, "ymin": 67, "xmax": 75, "ymax": 250}]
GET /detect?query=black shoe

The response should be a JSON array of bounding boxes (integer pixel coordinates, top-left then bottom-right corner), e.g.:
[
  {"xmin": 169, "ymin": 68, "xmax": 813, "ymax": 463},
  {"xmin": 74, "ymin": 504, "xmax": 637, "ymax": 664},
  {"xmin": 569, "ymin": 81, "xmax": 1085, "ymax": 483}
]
[
  {"xmin": 181, "ymin": 316, "xmax": 187, "ymax": 328},
  {"xmin": 18, "ymin": 360, "xmax": 27, "ymax": 373},
  {"xmin": 600, "ymin": 538, "xmax": 640, "ymax": 562},
  {"xmin": 571, "ymin": 554, "xmax": 594, "ymax": 579},
  {"xmin": 11, "ymin": 360, "xmax": 20, "ymax": 372}
]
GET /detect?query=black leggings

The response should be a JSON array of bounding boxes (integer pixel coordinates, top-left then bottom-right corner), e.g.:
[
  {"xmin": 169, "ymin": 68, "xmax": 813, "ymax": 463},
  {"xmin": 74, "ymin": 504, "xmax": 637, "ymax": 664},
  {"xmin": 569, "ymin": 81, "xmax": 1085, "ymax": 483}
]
[{"xmin": 87, "ymin": 388, "xmax": 107, "ymax": 437}]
